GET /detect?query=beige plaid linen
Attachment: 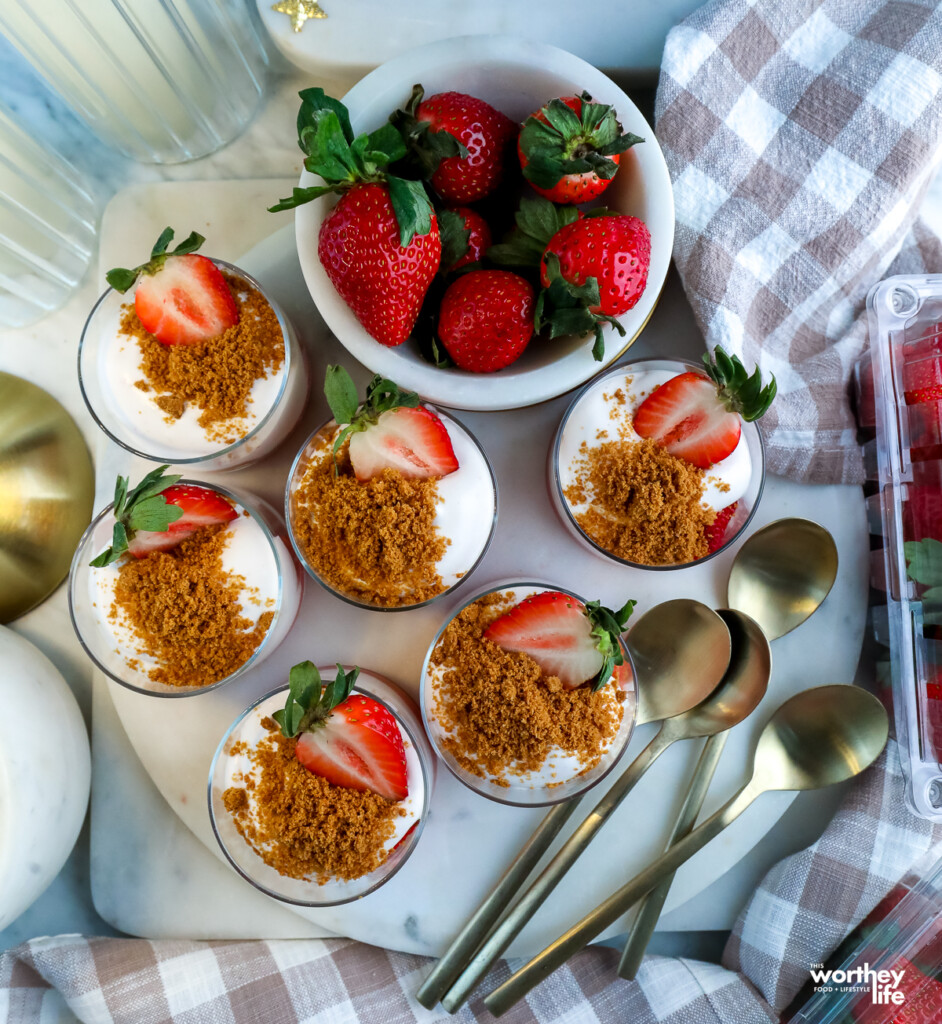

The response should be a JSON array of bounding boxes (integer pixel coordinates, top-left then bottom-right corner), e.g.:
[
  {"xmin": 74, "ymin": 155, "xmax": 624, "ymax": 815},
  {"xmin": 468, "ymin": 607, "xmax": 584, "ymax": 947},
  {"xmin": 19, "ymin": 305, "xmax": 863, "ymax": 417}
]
[
  {"xmin": 656, "ymin": 0, "xmax": 942, "ymax": 483},
  {"xmin": 1, "ymin": 743, "xmax": 939, "ymax": 1024}
]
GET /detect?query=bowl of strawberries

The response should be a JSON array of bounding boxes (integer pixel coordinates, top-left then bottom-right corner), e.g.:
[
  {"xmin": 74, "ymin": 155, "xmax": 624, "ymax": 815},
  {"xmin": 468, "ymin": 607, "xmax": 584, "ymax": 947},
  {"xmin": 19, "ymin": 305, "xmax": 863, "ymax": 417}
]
[{"xmin": 282, "ymin": 34, "xmax": 674, "ymax": 411}]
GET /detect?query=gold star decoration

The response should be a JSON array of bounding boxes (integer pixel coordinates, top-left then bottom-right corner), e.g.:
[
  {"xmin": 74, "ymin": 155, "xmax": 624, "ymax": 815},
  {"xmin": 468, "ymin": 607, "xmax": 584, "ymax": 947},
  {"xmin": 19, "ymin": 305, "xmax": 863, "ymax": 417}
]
[{"xmin": 271, "ymin": 0, "xmax": 327, "ymax": 32}]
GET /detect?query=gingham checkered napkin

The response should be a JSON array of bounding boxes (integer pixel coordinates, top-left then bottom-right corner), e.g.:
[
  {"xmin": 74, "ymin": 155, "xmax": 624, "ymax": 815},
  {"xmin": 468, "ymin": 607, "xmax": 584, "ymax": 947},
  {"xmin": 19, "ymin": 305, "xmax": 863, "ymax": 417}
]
[
  {"xmin": 1, "ymin": 742, "xmax": 939, "ymax": 1024},
  {"xmin": 657, "ymin": 0, "xmax": 942, "ymax": 484}
]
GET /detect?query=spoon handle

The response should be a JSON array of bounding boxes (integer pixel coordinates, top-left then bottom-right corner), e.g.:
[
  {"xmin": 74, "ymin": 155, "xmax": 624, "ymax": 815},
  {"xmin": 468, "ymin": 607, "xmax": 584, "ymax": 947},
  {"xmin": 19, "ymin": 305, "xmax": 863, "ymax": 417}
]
[
  {"xmin": 440, "ymin": 727, "xmax": 673, "ymax": 1013},
  {"xmin": 617, "ymin": 732, "xmax": 728, "ymax": 980},
  {"xmin": 415, "ymin": 798, "xmax": 582, "ymax": 1009},
  {"xmin": 484, "ymin": 781, "xmax": 760, "ymax": 1018}
]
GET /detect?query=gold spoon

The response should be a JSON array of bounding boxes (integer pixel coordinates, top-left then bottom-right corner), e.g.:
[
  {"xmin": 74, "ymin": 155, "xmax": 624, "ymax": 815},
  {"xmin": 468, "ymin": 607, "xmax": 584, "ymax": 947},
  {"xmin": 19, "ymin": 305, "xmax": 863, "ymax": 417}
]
[
  {"xmin": 617, "ymin": 609, "xmax": 770, "ymax": 980},
  {"xmin": 727, "ymin": 518, "xmax": 838, "ymax": 640},
  {"xmin": 436, "ymin": 601, "xmax": 746, "ymax": 1013},
  {"xmin": 485, "ymin": 684, "xmax": 889, "ymax": 1017},
  {"xmin": 619, "ymin": 524, "xmax": 838, "ymax": 978},
  {"xmin": 415, "ymin": 599, "xmax": 731, "ymax": 1011}
]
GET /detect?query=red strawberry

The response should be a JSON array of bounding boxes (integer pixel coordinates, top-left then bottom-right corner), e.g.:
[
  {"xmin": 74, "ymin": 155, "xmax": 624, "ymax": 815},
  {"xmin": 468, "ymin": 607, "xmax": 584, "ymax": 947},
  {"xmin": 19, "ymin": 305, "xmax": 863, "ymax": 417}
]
[
  {"xmin": 274, "ymin": 663, "xmax": 408, "ymax": 802},
  {"xmin": 415, "ymin": 91, "xmax": 517, "ymax": 203},
  {"xmin": 441, "ymin": 206, "xmax": 492, "ymax": 272},
  {"xmin": 704, "ymin": 502, "xmax": 738, "ymax": 553},
  {"xmin": 348, "ymin": 405, "xmax": 459, "ymax": 481},
  {"xmin": 106, "ymin": 228, "xmax": 238, "ymax": 347},
  {"xmin": 518, "ymin": 93, "xmax": 642, "ymax": 205},
  {"xmin": 483, "ymin": 590, "xmax": 635, "ymax": 691},
  {"xmin": 633, "ymin": 347, "xmax": 776, "ymax": 470},
  {"xmin": 89, "ymin": 465, "xmax": 236, "ymax": 567},
  {"xmin": 319, "ymin": 183, "xmax": 441, "ymax": 347},
  {"xmin": 438, "ymin": 270, "xmax": 535, "ymax": 373},
  {"xmin": 269, "ymin": 89, "xmax": 440, "ymax": 347},
  {"xmin": 924, "ymin": 668, "xmax": 942, "ymax": 761},
  {"xmin": 881, "ymin": 957, "xmax": 942, "ymax": 1024},
  {"xmin": 324, "ymin": 365, "xmax": 458, "ymax": 481},
  {"xmin": 904, "ymin": 355, "xmax": 942, "ymax": 405},
  {"xmin": 296, "ymin": 692, "xmax": 408, "ymax": 802},
  {"xmin": 127, "ymin": 484, "xmax": 237, "ymax": 557},
  {"xmin": 903, "ymin": 485, "xmax": 942, "ymax": 543}
]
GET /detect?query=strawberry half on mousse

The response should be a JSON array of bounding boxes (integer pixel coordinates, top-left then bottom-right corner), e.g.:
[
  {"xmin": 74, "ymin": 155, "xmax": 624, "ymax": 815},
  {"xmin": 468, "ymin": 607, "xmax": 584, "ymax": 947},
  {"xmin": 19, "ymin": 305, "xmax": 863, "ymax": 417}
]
[
  {"xmin": 274, "ymin": 662, "xmax": 409, "ymax": 803},
  {"xmin": 89, "ymin": 465, "xmax": 237, "ymax": 567},
  {"xmin": 106, "ymin": 227, "xmax": 239, "ymax": 346}
]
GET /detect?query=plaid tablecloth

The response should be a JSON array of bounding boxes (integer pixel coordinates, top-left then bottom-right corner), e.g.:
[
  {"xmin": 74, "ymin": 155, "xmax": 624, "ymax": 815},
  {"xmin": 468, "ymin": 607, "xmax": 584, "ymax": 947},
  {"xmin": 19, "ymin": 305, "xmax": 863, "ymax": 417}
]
[{"xmin": 4, "ymin": 0, "xmax": 942, "ymax": 1021}]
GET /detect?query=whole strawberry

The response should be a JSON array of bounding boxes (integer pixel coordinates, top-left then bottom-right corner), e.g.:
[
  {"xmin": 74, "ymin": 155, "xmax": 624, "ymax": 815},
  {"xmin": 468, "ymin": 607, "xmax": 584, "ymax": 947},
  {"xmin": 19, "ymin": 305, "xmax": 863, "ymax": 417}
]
[
  {"xmin": 538, "ymin": 213, "xmax": 651, "ymax": 360},
  {"xmin": 438, "ymin": 270, "xmax": 535, "ymax": 372},
  {"xmin": 413, "ymin": 89, "xmax": 517, "ymax": 203},
  {"xmin": 270, "ymin": 88, "xmax": 441, "ymax": 347},
  {"xmin": 518, "ymin": 92, "xmax": 643, "ymax": 205}
]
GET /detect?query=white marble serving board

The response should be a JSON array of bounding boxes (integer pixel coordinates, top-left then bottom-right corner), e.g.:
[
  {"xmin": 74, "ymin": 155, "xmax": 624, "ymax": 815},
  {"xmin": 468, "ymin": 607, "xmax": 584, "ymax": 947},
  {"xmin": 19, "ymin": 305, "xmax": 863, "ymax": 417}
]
[{"xmin": 90, "ymin": 180, "xmax": 868, "ymax": 957}]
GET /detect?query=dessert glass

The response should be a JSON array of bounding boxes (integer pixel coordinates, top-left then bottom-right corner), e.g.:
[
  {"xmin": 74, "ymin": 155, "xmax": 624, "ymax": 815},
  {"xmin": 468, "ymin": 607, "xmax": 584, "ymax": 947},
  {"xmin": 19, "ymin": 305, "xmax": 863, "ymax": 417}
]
[
  {"xmin": 208, "ymin": 669, "xmax": 435, "ymax": 906},
  {"xmin": 420, "ymin": 580, "xmax": 638, "ymax": 807},
  {"xmin": 550, "ymin": 358, "xmax": 766, "ymax": 570},
  {"xmin": 285, "ymin": 407, "xmax": 497, "ymax": 611},
  {"xmin": 69, "ymin": 480, "xmax": 303, "ymax": 697},
  {"xmin": 78, "ymin": 259, "xmax": 309, "ymax": 471}
]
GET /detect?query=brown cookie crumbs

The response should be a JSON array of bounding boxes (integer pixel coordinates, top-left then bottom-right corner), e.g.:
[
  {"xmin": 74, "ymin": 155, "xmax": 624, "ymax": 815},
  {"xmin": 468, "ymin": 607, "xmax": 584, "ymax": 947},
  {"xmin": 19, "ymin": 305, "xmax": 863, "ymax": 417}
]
[
  {"xmin": 428, "ymin": 593, "xmax": 625, "ymax": 785},
  {"xmin": 290, "ymin": 432, "xmax": 448, "ymax": 607},
  {"xmin": 108, "ymin": 526, "xmax": 274, "ymax": 687},
  {"xmin": 224, "ymin": 720, "xmax": 404, "ymax": 883},
  {"xmin": 566, "ymin": 437, "xmax": 715, "ymax": 565},
  {"xmin": 118, "ymin": 272, "xmax": 285, "ymax": 444}
]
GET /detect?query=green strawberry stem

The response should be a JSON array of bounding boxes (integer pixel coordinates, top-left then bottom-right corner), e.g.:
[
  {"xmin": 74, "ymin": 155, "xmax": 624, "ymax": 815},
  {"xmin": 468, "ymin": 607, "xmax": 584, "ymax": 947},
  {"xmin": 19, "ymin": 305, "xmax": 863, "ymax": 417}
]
[
  {"xmin": 488, "ymin": 196, "xmax": 580, "ymax": 269},
  {"xmin": 323, "ymin": 364, "xmax": 420, "ymax": 471},
  {"xmin": 268, "ymin": 88, "xmax": 435, "ymax": 247},
  {"xmin": 586, "ymin": 597, "xmax": 636, "ymax": 691},
  {"xmin": 702, "ymin": 346, "xmax": 777, "ymax": 421},
  {"xmin": 536, "ymin": 250, "xmax": 626, "ymax": 362},
  {"xmin": 89, "ymin": 465, "xmax": 183, "ymax": 567},
  {"xmin": 519, "ymin": 91, "xmax": 644, "ymax": 191},
  {"xmin": 105, "ymin": 228, "xmax": 205, "ymax": 293},
  {"xmin": 387, "ymin": 83, "xmax": 469, "ymax": 181},
  {"xmin": 273, "ymin": 661, "xmax": 361, "ymax": 738}
]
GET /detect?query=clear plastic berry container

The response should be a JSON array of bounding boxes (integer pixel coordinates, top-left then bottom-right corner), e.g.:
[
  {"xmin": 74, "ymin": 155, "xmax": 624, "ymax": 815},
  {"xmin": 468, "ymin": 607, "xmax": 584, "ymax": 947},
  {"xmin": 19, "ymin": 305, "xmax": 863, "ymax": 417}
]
[
  {"xmin": 208, "ymin": 668, "xmax": 435, "ymax": 906},
  {"xmin": 857, "ymin": 276, "xmax": 942, "ymax": 821},
  {"xmin": 420, "ymin": 580, "xmax": 638, "ymax": 807},
  {"xmin": 69, "ymin": 480, "xmax": 303, "ymax": 697},
  {"xmin": 549, "ymin": 359, "xmax": 766, "ymax": 570},
  {"xmin": 285, "ymin": 407, "xmax": 497, "ymax": 611},
  {"xmin": 78, "ymin": 258, "xmax": 309, "ymax": 471}
]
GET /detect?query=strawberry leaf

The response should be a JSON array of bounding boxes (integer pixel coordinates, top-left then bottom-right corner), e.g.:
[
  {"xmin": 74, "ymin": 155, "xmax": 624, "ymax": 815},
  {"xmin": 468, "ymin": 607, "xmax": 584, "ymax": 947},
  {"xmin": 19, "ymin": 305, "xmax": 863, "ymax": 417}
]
[
  {"xmin": 324, "ymin": 364, "xmax": 360, "ymax": 425},
  {"xmin": 297, "ymin": 87, "xmax": 354, "ymax": 145},
  {"xmin": 585, "ymin": 597, "xmax": 636, "ymax": 691},
  {"xmin": 387, "ymin": 176, "xmax": 434, "ymax": 246},
  {"xmin": 268, "ymin": 185, "xmax": 337, "ymax": 213},
  {"xmin": 703, "ymin": 346, "xmax": 776, "ymax": 421},
  {"xmin": 906, "ymin": 539, "xmax": 942, "ymax": 588},
  {"xmin": 277, "ymin": 662, "xmax": 361, "ymax": 737},
  {"xmin": 488, "ymin": 197, "xmax": 579, "ymax": 268},
  {"xmin": 89, "ymin": 465, "xmax": 183, "ymax": 567},
  {"xmin": 439, "ymin": 209, "xmax": 471, "ymax": 271}
]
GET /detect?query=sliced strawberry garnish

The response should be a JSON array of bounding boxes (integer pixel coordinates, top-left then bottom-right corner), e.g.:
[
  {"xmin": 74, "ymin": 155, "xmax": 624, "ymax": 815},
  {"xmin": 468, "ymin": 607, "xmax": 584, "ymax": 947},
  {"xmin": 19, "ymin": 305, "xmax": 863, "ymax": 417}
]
[
  {"xmin": 483, "ymin": 591, "xmax": 635, "ymax": 691},
  {"xmin": 633, "ymin": 348, "xmax": 776, "ymax": 470},
  {"xmin": 704, "ymin": 502, "xmax": 739, "ymax": 553},
  {"xmin": 89, "ymin": 466, "xmax": 236, "ymax": 567},
  {"xmin": 324, "ymin": 365, "xmax": 459, "ymax": 481},
  {"xmin": 134, "ymin": 253, "xmax": 238, "ymax": 346},
  {"xmin": 348, "ymin": 406, "xmax": 459, "ymax": 481},
  {"xmin": 274, "ymin": 662, "xmax": 408, "ymax": 802},
  {"xmin": 126, "ymin": 483, "xmax": 237, "ymax": 558}
]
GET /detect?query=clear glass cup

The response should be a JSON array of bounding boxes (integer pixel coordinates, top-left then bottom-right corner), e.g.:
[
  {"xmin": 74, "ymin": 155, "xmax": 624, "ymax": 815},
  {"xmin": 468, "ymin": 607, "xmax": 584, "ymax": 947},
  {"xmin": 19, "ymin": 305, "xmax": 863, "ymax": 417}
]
[
  {"xmin": 549, "ymin": 358, "xmax": 766, "ymax": 570},
  {"xmin": 420, "ymin": 580, "xmax": 638, "ymax": 807},
  {"xmin": 0, "ymin": 103, "xmax": 97, "ymax": 328},
  {"xmin": 78, "ymin": 259, "xmax": 309, "ymax": 471},
  {"xmin": 208, "ymin": 669, "xmax": 435, "ymax": 906},
  {"xmin": 69, "ymin": 480, "xmax": 303, "ymax": 697},
  {"xmin": 285, "ymin": 408, "xmax": 498, "ymax": 611},
  {"xmin": 0, "ymin": 0, "xmax": 268, "ymax": 164}
]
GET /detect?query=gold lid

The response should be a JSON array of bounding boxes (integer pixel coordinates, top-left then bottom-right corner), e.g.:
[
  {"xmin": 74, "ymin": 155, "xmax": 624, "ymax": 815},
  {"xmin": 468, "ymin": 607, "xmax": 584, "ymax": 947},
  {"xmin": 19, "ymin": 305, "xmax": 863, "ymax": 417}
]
[{"xmin": 0, "ymin": 373, "xmax": 95, "ymax": 623}]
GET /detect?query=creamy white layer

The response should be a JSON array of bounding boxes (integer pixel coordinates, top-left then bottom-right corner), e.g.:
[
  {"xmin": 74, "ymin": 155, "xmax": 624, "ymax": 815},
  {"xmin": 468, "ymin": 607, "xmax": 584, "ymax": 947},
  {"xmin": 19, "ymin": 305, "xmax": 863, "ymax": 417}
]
[
  {"xmin": 221, "ymin": 681, "xmax": 424, "ymax": 870},
  {"xmin": 556, "ymin": 368, "xmax": 753, "ymax": 517}
]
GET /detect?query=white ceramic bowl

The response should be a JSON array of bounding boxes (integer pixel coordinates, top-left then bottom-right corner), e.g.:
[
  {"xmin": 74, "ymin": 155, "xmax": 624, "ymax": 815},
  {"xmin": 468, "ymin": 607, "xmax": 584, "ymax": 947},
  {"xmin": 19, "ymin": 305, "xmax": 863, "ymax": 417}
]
[{"xmin": 295, "ymin": 34, "xmax": 674, "ymax": 411}]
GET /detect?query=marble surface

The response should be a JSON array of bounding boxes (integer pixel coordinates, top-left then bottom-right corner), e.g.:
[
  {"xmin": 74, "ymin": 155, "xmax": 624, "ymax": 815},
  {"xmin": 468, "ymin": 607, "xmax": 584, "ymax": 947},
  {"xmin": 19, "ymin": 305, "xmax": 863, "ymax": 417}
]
[
  {"xmin": 0, "ymin": 19, "xmax": 864, "ymax": 960},
  {"xmin": 87, "ymin": 179, "xmax": 868, "ymax": 957}
]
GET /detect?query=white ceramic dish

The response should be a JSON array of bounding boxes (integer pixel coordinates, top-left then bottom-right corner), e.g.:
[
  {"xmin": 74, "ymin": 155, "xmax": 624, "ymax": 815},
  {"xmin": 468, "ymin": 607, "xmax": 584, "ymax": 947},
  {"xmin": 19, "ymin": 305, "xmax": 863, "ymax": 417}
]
[{"xmin": 294, "ymin": 34, "xmax": 674, "ymax": 411}]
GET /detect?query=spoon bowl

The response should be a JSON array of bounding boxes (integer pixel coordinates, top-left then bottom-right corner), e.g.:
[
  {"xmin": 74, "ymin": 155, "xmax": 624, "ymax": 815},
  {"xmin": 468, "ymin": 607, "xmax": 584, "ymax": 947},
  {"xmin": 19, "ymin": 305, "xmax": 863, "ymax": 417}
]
[
  {"xmin": 753, "ymin": 684, "xmax": 890, "ymax": 792},
  {"xmin": 727, "ymin": 518, "xmax": 838, "ymax": 641}
]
